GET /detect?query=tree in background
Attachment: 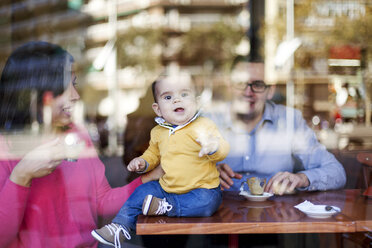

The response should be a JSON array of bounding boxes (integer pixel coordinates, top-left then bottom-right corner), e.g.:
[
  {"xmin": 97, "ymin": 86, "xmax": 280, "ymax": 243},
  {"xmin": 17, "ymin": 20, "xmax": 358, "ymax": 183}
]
[
  {"xmin": 177, "ymin": 21, "xmax": 245, "ymax": 72},
  {"xmin": 117, "ymin": 27, "xmax": 163, "ymax": 72}
]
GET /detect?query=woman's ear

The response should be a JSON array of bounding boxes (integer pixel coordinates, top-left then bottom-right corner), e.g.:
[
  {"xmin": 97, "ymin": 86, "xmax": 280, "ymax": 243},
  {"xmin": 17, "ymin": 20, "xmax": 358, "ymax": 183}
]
[{"xmin": 152, "ymin": 103, "xmax": 162, "ymax": 117}]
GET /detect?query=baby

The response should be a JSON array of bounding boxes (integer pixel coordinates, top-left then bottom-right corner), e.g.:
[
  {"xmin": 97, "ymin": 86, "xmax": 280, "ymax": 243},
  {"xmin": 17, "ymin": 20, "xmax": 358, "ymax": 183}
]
[{"xmin": 92, "ymin": 72, "xmax": 229, "ymax": 247}]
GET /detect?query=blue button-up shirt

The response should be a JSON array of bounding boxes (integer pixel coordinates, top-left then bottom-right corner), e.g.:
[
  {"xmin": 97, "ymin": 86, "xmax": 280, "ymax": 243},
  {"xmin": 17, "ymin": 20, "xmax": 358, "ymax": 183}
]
[{"xmin": 206, "ymin": 101, "xmax": 346, "ymax": 192}]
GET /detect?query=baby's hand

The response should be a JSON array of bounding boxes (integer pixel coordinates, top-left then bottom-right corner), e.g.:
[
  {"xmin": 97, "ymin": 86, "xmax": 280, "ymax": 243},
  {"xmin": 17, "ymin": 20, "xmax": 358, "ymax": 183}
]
[
  {"xmin": 197, "ymin": 133, "xmax": 219, "ymax": 157},
  {"xmin": 127, "ymin": 157, "xmax": 146, "ymax": 172}
]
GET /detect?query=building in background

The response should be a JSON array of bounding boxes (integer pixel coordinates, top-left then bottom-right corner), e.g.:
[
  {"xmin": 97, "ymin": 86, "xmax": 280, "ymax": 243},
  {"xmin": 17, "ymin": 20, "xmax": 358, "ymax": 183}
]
[
  {"xmin": 0, "ymin": 0, "xmax": 249, "ymax": 154},
  {"xmin": 1, "ymin": 0, "xmax": 371, "ymax": 153},
  {"xmin": 265, "ymin": 0, "xmax": 371, "ymax": 126}
]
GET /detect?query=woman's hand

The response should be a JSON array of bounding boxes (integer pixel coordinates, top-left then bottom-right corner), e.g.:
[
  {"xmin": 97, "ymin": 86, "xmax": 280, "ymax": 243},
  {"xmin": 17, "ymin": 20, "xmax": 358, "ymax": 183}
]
[
  {"xmin": 265, "ymin": 171, "xmax": 309, "ymax": 195},
  {"xmin": 9, "ymin": 138, "xmax": 65, "ymax": 187},
  {"xmin": 217, "ymin": 163, "xmax": 242, "ymax": 190},
  {"xmin": 141, "ymin": 165, "xmax": 164, "ymax": 184}
]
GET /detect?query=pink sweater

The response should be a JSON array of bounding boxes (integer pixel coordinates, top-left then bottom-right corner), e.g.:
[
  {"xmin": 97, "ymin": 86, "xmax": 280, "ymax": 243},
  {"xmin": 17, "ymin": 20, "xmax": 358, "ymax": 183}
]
[{"xmin": 0, "ymin": 128, "xmax": 142, "ymax": 248}]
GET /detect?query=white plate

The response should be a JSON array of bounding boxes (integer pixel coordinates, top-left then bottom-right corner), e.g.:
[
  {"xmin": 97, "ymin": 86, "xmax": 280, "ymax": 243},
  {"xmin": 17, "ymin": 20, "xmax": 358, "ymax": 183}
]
[
  {"xmin": 300, "ymin": 205, "xmax": 340, "ymax": 219},
  {"xmin": 239, "ymin": 191, "xmax": 273, "ymax": 202}
]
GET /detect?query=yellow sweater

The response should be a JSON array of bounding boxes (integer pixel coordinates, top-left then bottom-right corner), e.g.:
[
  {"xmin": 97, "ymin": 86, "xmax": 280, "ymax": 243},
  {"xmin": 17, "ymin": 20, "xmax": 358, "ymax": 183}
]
[{"xmin": 141, "ymin": 117, "xmax": 230, "ymax": 194}]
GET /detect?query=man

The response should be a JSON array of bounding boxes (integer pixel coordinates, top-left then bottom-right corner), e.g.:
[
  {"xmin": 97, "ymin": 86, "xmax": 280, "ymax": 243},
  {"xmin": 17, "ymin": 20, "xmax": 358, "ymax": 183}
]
[{"xmin": 213, "ymin": 60, "xmax": 346, "ymax": 195}]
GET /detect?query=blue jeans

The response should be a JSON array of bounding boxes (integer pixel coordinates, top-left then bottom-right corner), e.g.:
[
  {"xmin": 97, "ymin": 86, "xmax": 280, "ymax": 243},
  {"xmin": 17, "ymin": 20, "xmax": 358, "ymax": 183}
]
[{"xmin": 112, "ymin": 181, "xmax": 222, "ymax": 231}]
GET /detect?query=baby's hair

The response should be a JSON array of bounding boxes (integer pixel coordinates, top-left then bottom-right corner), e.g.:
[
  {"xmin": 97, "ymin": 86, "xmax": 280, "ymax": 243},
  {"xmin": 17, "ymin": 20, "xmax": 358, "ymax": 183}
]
[
  {"xmin": 151, "ymin": 71, "xmax": 194, "ymax": 103},
  {"xmin": 151, "ymin": 79, "xmax": 159, "ymax": 103}
]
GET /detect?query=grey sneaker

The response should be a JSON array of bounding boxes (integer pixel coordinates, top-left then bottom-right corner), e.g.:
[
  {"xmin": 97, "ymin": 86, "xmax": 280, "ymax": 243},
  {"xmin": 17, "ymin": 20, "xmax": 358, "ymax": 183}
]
[
  {"xmin": 91, "ymin": 223, "xmax": 131, "ymax": 248},
  {"xmin": 142, "ymin": 195, "xmax": 173, "ymax": 216}
]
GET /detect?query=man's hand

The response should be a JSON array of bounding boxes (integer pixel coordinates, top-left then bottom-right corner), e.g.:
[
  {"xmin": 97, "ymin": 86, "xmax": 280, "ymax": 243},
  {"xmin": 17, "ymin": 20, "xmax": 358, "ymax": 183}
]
[
  {"xmin": 265, "ymin": 171, "xmax": 309, "ymax": 195},
  {"xmin": 127, "ymin": 157, "xmax": 146, "ymax": 172},
  {"xmin": 217, "ymin": 163, "xmax": 242, "ymax": 190}
]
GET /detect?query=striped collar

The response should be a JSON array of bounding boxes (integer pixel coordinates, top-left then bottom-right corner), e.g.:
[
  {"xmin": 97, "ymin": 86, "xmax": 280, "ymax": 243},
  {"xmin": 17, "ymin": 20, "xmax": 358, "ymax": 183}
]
[{"xmin": 155, "ymin": 111, "xmax": 201, "ymax": 135}]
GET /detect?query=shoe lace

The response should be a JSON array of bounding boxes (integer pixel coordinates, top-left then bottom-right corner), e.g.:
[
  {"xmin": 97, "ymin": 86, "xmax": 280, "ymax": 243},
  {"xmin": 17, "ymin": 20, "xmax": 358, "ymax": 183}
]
[
  {"xmin": 106, "ymin": 224, "xmax": 131, "ymax": 248},
  {"xmin": 155, "ymin": 198, "xmax": 173, "ymax": 215}
]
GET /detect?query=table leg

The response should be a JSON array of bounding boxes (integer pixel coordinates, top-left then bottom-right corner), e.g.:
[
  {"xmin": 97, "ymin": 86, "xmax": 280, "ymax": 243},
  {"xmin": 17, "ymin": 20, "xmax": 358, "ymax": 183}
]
[{"xmin": 228, "ymin": 234, "xmax": 239, "ymax": 248}]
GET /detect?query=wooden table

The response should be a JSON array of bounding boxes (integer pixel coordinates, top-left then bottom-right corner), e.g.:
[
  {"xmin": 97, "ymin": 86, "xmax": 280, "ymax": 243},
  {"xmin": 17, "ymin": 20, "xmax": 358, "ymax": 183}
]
[
  {"xmin": 137, "ymin": 189, "xmax": 372, "ymax": 235},
  {"xmin": 339, "ymin": 189, "xmax": 372, "ymax": 232}
]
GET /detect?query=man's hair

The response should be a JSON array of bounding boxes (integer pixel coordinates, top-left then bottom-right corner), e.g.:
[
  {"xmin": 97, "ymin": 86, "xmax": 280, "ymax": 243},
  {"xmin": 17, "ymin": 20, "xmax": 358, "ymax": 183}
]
[{"xmin": 231, "ymin": 55, "xmax": 264, "ymax": 71}]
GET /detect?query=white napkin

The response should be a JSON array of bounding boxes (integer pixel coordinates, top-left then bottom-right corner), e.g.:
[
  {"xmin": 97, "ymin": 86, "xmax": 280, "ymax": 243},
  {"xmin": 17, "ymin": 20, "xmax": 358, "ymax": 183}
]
[
  {"xmin": 294, "ymin": 200, "xmax": 314, "ymax": 211},
  {"xmin": 294, "ymin": 200, "xmax": 340, "ymax": 213}
]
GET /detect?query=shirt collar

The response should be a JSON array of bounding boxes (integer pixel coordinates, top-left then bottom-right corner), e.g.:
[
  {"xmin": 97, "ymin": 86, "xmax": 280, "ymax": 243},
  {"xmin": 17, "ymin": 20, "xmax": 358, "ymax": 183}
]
[
  {"xmin": 262, "ymin": 100, "xmax": 275, "ymax": 123},
  {"xmin": 155, "ymin": 110, "xmax": 200, "ymax": 135},
  {"xmin": 228, "ymin": 100, "xmax": 275, "ymax": 134}
]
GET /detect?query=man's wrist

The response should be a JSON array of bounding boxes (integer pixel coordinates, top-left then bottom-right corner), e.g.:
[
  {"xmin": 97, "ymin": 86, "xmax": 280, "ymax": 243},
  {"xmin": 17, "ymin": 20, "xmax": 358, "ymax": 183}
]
[{"xmin": 297, "ymin": 173, "xmax": 309, "ymax": 188}]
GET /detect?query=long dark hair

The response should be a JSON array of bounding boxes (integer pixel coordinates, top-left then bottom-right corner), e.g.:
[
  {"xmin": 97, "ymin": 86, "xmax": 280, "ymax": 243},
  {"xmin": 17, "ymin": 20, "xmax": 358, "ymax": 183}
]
[{"xmin": 0, "ymin": 41, "xmax": 74, "ymax": 131}]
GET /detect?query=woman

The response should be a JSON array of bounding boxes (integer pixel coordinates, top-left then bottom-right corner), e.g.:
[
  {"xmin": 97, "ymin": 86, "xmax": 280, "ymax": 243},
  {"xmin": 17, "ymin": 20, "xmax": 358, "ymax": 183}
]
[{"xmin": 0, "ymin": 41, "xmax": 161, "ymax": 247}]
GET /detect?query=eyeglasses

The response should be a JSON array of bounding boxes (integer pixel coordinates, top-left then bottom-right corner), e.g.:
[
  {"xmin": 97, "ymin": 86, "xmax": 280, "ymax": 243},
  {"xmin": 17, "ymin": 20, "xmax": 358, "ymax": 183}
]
[{"xmin": 232, "ymin": 80, "xmax": 269, "ymax": 93}]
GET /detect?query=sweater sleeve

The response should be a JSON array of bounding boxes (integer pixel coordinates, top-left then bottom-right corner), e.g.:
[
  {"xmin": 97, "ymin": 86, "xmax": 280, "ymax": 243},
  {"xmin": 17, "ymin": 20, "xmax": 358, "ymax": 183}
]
[
  {"xmin": 203, "ymin": 119, "xmax": 230, "ymax": 162},
  {"xmin": 94, "ymin": 155, "xmax": 142, "ymax": 218},
  {"xmin": 141, "ymin": 128, "xmax": 161, "ymax": 172},
  {"xmin": 69, "ymin": 125, "xmax": 142, "ymax": 217},
  {"xmin": 291, "ymin": 110, "xmax": 346, "ymax": 190},
  {"xmin": 0, "ymin": 160, "xmax": 30, "ymax": 247}
]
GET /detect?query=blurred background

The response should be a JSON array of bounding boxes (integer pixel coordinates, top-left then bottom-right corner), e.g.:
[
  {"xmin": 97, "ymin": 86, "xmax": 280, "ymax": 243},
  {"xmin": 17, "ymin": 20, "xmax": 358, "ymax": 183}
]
[{"xmin": 0, "ymin": 0, "xmax": 371, "ymax": 176}]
